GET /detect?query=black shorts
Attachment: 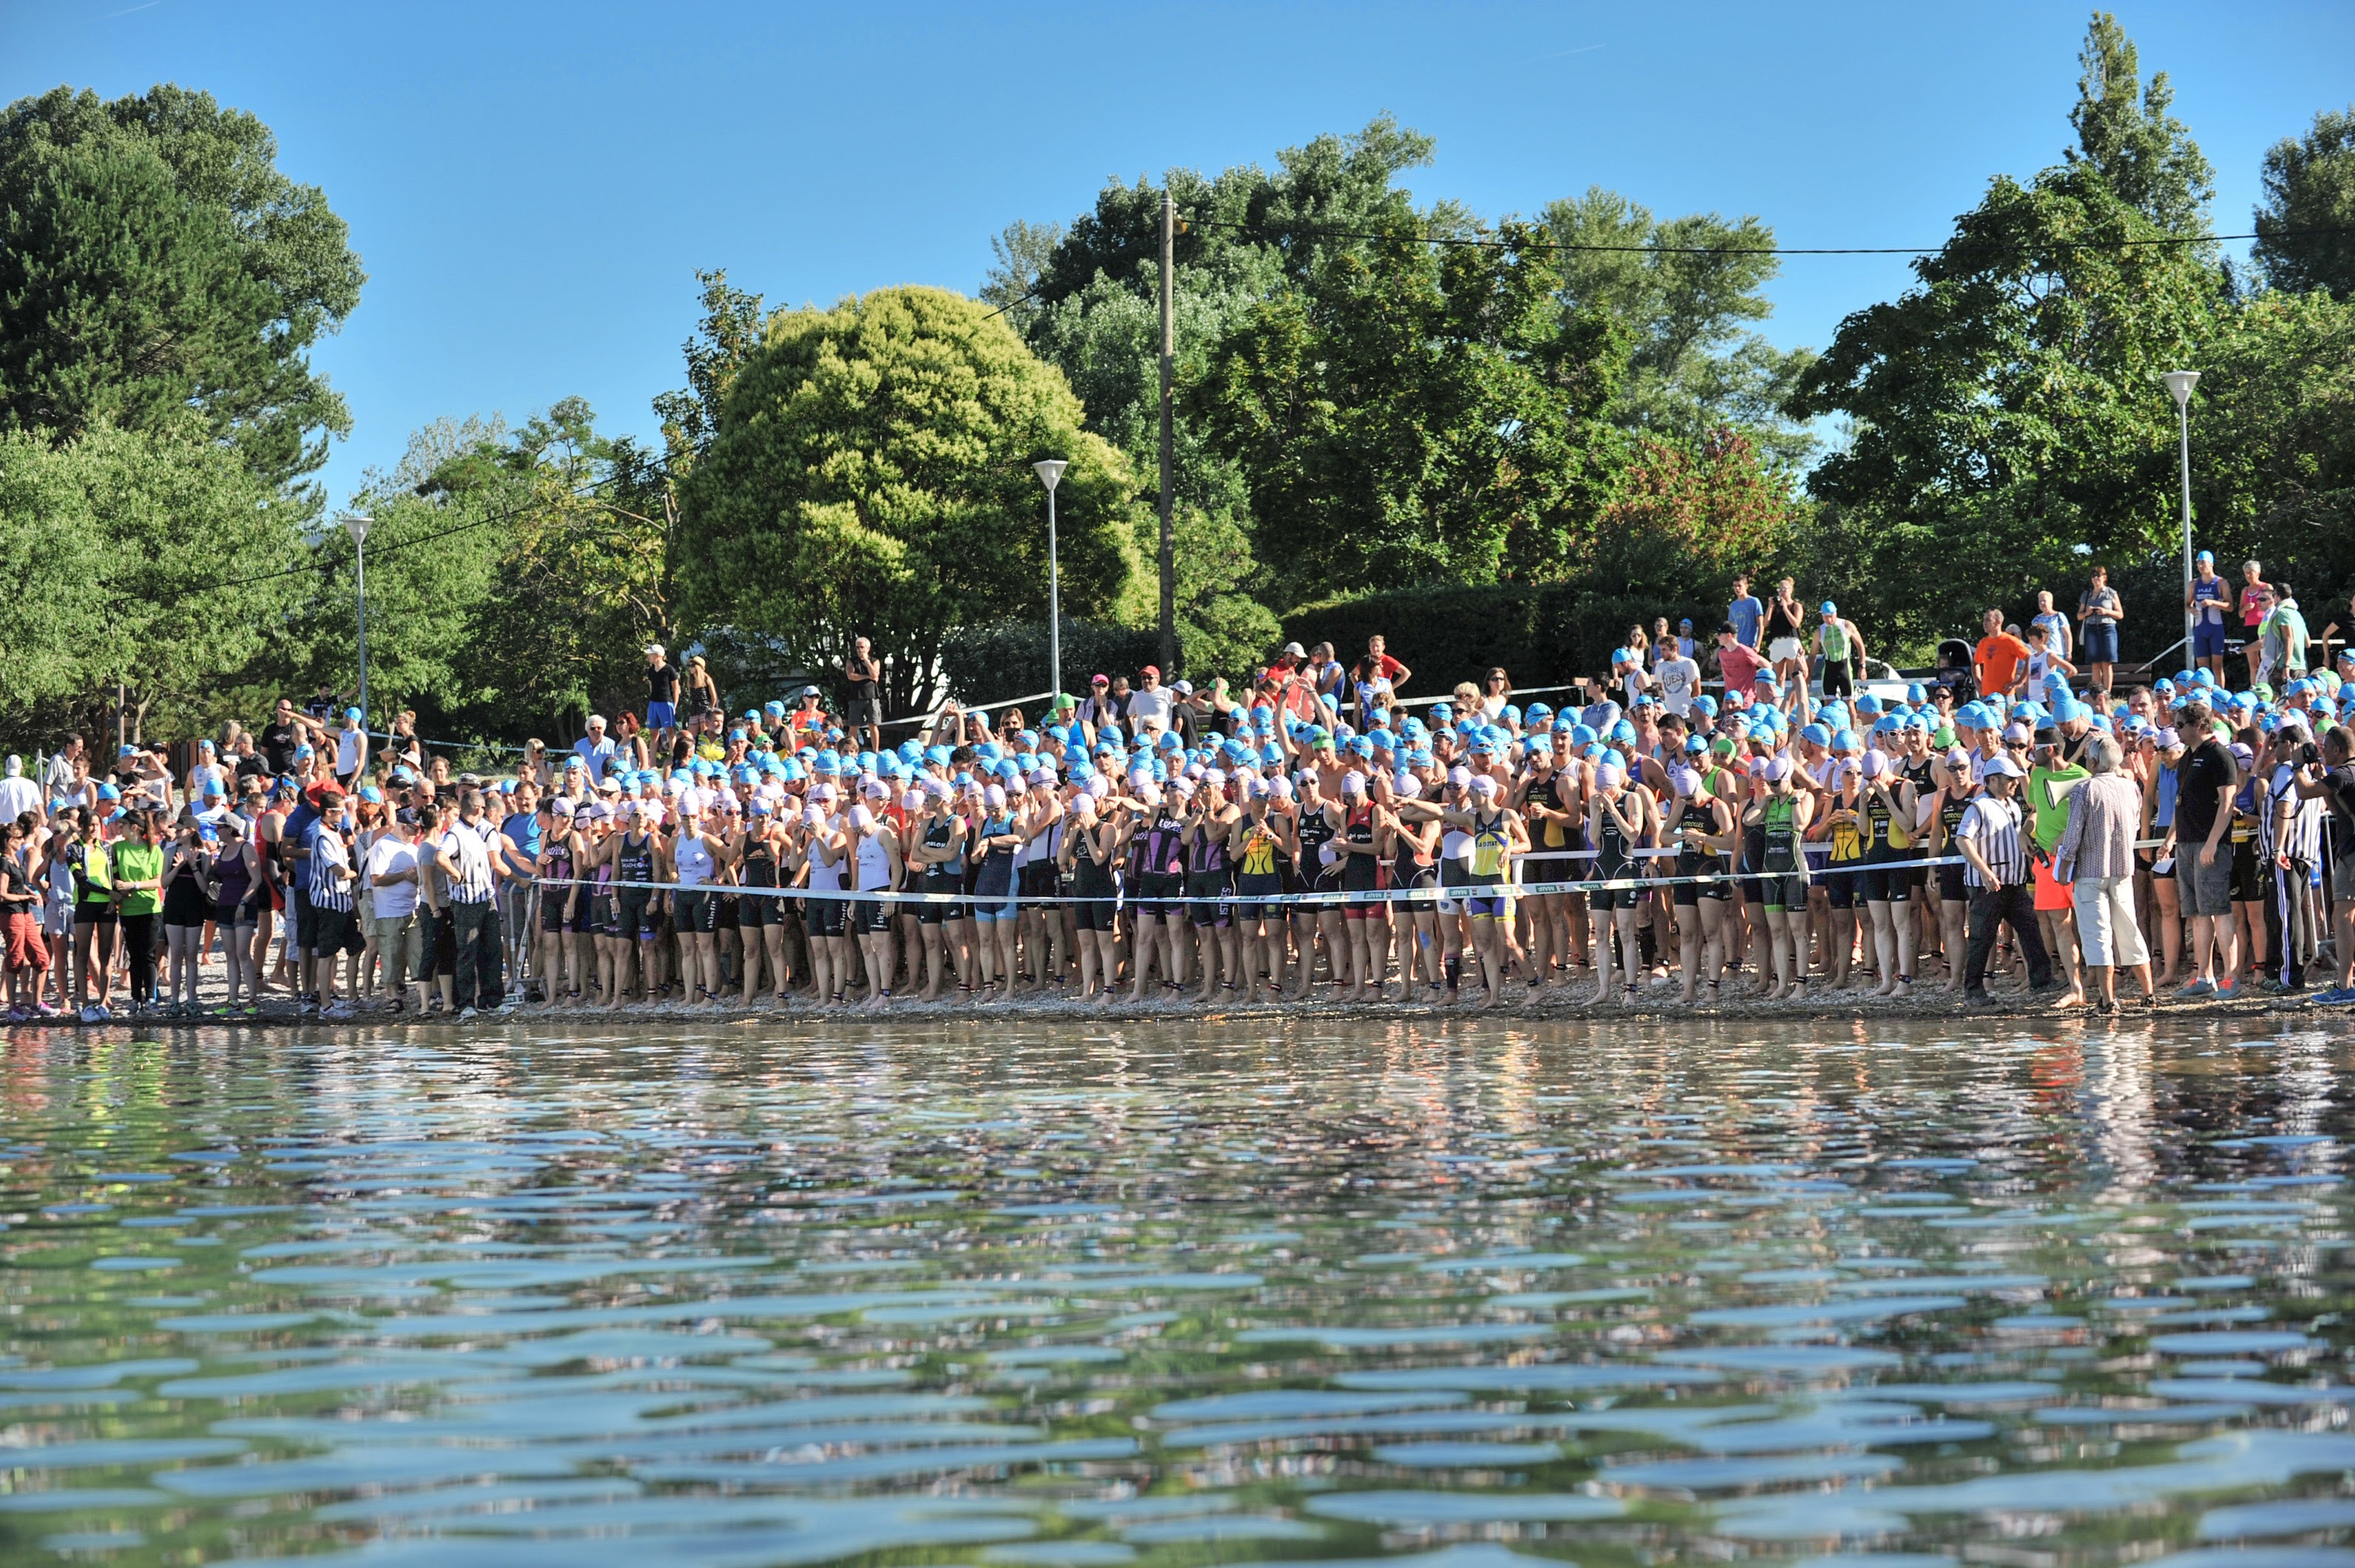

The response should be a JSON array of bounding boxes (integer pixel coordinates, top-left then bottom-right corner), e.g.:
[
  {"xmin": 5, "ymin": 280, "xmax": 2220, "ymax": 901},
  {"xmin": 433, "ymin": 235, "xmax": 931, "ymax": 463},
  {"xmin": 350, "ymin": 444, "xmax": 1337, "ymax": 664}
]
[
  {"xmin": 1393, "ymin": 867, "xmax": 1439, "ymax": 912},
  {"xmin": 1589, "ymin": 880, "xmax": 1643, "ymax": 912},
  {"xmin": 1672, "ymin": 854, "xmax": 1731, "ymax": 906},
  {"xmin": 1018, "ymin": 861, "xmax": 1059, "ymax": 910},
  {"xmin": 1821, "ymin": 661, "xmax": 1854, "ymax": 697},
  {"xmin": 807, "ymin": 895, "xmax": 846, "ymax": 939},
  {"xmin": 717, "ymin": 892, "xmax": 740, "ymax": 931},
  {"xmin": 1130, "ymin": 871, "xmax": 1181, "ymax": 919},
  {"xmin": 616, "ymin": 890, "xmax": 654, "ymax": 942},
  {"xmin": 1185, "ymin": 870, "xmax": 1233, "ymax": 927},
  {"xmin": 674, "ymin": 888, "xmax": 719, "ymax": 933},
  {"xmin": 1073, "ymin": 888, "xmax": 1118, "ymax": 932},
  {"xmin": 76, "ymin": 903, "xmax": 116, "ymax": 928},
  {"xmin": 1232, "ymin": 871, "xmax": 1285, "ymax": 922},
  {"xmin": 541, "ymin": 890, "xmax": 570, "ymax": 933},
  {"xmin": 2230, "ymin": 839, "xmax": 2263, "ymax": 904},
  {"xmin": 568, "ymin": 891, "xmax": 600, "ymax": 936},
  {"xmin": 1763, "ymin": 871, "xmax": 1809, "ymax": 911},
  {"xmin": 738, "ymin": 887, "xmax": 781, "ymax": 927},
  {"xmin": 291, "ymin": 890, "xmax": 316, "ymax": 950},
  {"xmin": 1820, "ymin": 863, "xmax": 1860, "ymax": 910},
  {"xmin": 1937, "ymin": 861, "xmax": 1968, "ymax": 904},
  {"xmin": 918, "ymin": 874, "xmax": 964, "ymax": 925},
  {"xmin": 311, "ymin": 902, "xmax": 364, "ymax": 959},
  {"xmin": 853, "ymin": 897, "xmax": 893, "ymax": 936},
  {"xmin": 1856, "ymin": 856, "xmax": 1914, "ymax": 904}
]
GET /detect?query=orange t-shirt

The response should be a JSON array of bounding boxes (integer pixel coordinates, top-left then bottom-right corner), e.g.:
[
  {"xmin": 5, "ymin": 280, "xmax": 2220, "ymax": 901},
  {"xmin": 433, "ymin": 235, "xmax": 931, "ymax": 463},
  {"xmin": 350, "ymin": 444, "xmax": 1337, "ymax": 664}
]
[{"xmin": 1976, "ymin": 633, "xmax": 2031, "ymax": 695}]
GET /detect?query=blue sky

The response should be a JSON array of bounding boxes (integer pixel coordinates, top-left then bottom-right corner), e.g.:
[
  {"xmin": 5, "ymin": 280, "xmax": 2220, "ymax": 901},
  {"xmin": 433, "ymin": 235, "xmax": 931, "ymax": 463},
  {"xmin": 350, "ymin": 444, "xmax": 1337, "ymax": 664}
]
[{"xmin": 8, "ymin": 0, "xmax": 2351, "ymax": 510}]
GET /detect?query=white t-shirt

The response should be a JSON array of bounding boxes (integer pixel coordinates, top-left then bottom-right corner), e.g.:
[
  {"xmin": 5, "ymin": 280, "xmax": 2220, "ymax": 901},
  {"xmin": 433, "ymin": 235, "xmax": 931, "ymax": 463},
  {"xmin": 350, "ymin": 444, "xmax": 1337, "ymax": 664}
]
[
  {"xmin": 1655, "ymin": 656, "xmax": 1701, "ymax": 717},
  {"xmin": 364, "ymin": 837, "xmax": 421, "ymax": 919},
  {"xmin": 1125, "ymin": 687, "xmax": 1174, "ymax": 732}
]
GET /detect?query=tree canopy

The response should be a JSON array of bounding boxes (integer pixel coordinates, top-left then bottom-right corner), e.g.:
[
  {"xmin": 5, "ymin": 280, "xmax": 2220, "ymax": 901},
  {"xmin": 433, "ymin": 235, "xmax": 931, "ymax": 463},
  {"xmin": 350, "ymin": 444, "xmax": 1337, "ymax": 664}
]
[
  {"xmin": 676, "ymin": 287, "xmax": 1141, "ymax": 714},
  {"xmin": 0, "ymin": 85, "xmax": 365, "ymax": 501},
  {"xmin": 2253, "ymin": 106, "xmax": 2355, "ymax": 300}
]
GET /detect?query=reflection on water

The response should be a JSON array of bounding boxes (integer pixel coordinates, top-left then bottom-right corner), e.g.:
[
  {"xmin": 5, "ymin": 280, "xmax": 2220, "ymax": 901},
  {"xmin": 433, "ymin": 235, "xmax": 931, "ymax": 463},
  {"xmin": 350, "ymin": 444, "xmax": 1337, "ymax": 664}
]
[{"xmin": 3, "ymin": 1016, "xmax": 2354, "ymax": 1565}]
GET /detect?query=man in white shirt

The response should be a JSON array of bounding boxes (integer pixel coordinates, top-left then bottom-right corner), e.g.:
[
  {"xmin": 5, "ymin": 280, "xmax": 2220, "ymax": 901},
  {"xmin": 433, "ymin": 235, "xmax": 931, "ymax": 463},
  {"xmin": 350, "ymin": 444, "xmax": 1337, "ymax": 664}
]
[
  {"xmin": 572, "ymin": 717, "xmax": 618, "ymax": 785},
  {"xmin": 0, "ymin": 756, "xmax": 41, "ymax": 823},
  {"xmin": 365, "ymin": 811, "xmax": 424, "ymax": 1013},
  {"xmin": 1125, "ymin": 665, "xmax": 1175, "ymax": 735},
  {"xmin": 1654, "ymin": 646, "xmax": 1702, "ymax": 718}
]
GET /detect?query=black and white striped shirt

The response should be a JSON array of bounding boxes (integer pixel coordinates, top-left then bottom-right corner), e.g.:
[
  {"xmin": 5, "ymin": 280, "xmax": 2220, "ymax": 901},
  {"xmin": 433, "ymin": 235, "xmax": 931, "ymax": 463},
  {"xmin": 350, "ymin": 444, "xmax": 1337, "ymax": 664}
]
[
  {"xmin": 307, "ymin": 828, "xmax": 355, "ymax": 913},
  {"xmin": 1957, "ymin": 795, "xmax": 2026, "ymax": 889},
  {"xmin": 2267, "ymin": 763, "xmax": 2324, "ymax": 865},
  {"xmin": 440, "ymin": 825, "xmax": 496, "ymax": 905}
]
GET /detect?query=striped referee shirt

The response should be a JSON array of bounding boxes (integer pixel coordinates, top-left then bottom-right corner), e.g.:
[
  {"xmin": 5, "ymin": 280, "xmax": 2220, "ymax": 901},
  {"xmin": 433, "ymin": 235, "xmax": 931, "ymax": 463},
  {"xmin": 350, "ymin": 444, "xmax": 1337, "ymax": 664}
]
[
  {"xmin": 2266, "ymin": 763, "xmax": 2325, "ymax": 865},
  {"xmin": 1956, "ymin": 794, "xmax": 2026, "ymax": 890},
  {"xmin": 440, "ymin": 825, "xmax": 496, "ymax": 905},
  {"xmin": 307, "ymin": 828, "xmax": 355, "ymax": 913}
]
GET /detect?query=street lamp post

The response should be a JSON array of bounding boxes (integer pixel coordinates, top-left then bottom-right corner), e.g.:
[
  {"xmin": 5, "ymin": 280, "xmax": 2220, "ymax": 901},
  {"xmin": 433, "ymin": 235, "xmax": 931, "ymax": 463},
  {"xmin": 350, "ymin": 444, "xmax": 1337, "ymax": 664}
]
[
  {"xmin": 2162, "ymin": 370, "xmax": 2199, "ymax": 658},
  {"xmin": 1032, "ymin": 461, "xmax": 1067, "ymax": 706},
  {"xmin": 341, "ymin": 513, "xmax": 374, "ymax": 723}
]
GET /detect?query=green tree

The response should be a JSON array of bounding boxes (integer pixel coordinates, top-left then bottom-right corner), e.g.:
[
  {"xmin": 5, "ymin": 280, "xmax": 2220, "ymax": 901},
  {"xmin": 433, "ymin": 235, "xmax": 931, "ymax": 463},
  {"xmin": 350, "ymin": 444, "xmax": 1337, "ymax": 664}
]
[
  {"xmin": 0, "ymin": 85, "xmax": 365, "ymax": 499},
  {"xmin": 653, "ymin": 268, "xmax": 768, "ymax": 474},
  {"xmin": 0, "ymin": 430, "xmax": 112, "ymax": 717},
  {"xmin": 2253, "ymin": 106, "xmax": 2355, "ymax": 300},
  {"xmin": 1543, "ymin": 187, "xmax": 1817, "ymax": 466},
  {"xmin": 676, "ymin": 286, "xmax": 1142, "ymax": 715},
  {"xmin": 1192, "ymin": 223, "xmax": 1626, "ymax": 604},
  {"xmin": 2064, "ymin": 11, "xmax": 2214, "ymax": 237},
  {"xmin": 1785, "ymin": 16, "xmax": 2221, "ymax": 652},
  {"xmin": 0, "ymin": 421, "xmax": 303, "ymax": 740}
]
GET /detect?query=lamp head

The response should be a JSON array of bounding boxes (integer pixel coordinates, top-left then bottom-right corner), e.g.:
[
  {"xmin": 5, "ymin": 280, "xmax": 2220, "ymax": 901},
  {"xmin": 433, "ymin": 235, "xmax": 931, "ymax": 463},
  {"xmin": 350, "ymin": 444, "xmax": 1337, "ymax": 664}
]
[
  {"xmin": 1032, "ymin": 459, "xmax": 1067, "ymax": 493},
  {"xmin": 342, "ymin": 513, "xmax": 374, "ymax": 547},
  {"xmin": 2161, "ymin": 370, "xmax": 2200, "ymax": 408}
]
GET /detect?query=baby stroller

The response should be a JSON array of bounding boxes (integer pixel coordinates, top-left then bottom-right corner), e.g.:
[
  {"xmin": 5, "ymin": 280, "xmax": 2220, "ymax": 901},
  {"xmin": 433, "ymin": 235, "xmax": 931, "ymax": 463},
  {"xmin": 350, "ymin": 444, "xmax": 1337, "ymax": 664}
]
[{"xmin": 1933, "ymin": 637, "xmax": 1977, "ymax": 703}]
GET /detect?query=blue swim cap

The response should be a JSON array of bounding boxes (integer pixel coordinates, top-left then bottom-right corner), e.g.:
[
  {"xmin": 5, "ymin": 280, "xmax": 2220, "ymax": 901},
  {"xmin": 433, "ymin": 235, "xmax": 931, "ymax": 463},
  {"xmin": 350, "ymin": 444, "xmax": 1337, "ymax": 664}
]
[{"xmin": 1802, "ymin": 723, "xmax": 1831, "ymax": 746}]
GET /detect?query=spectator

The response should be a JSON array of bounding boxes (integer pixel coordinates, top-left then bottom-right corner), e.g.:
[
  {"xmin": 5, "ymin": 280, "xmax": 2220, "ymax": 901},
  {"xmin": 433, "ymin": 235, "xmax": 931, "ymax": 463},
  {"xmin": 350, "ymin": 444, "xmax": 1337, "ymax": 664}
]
[
  {"xmin": 1728, "ymin": 575, "xmax": 1765, "ymax": 649},
  {"xmin": 573, "ymin": 715, "xmax": 618, "ymax": 784},
  {"xmin": 842, "ymin": 637, "xmax": 884, "ymax": 754},
  {"xmin": 1713, "ymin": 623, "xmax": 1770, "ymax": 701},
  {"xmin": 2030, "ymin": 589, "xmax": 2072, "ymax": 663},
  {"xmin": 2166, "ymin": 689, "xmax": 2241, "ymax": 998},
  {"xmin": 2052, "ymin": 731, "xmax": 2154, "ymax": 1011},
  {"xmin": 2239, "ymin": 558, "xmax": 2274, "ymax": 687},
  {"xmin": 1127, "ymin": 664, "xmax": 1175, "ymax": 734},
  {"xmin": 1974, "ymin": 609, "xmax": 2031, "ymax": 700},
  {"xmin": 2076, "ymin": 564, "xmax": 2123, "ymax": 700}
]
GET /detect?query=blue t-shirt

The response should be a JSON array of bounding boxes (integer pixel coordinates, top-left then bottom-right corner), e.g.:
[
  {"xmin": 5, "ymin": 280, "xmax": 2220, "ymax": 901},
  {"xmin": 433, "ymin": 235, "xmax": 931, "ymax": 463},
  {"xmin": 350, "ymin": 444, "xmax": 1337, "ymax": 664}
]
[
  {"xmin": 500, "ymin": 810, "xmax": 541, "ymax": 872},
  {"xmin": 1729, "ymin": 596, "xmax": 1764, "ymax": 647}
]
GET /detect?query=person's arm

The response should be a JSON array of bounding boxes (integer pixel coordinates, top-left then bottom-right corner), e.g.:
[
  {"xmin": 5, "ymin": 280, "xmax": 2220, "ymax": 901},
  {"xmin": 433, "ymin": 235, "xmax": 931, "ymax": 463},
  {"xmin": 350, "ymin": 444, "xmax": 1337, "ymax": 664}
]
[{"xmin": 1956, "ymin": 808, "xmax": 1998, "ymax": 886}]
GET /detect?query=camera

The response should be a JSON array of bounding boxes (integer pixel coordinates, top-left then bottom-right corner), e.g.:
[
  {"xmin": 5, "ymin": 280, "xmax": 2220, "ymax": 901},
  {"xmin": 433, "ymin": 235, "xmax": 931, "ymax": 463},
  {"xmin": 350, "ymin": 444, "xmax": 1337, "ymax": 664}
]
[{"xmin": 2296, "ymin": 741, "xmax": 2322, "ymax": 768}]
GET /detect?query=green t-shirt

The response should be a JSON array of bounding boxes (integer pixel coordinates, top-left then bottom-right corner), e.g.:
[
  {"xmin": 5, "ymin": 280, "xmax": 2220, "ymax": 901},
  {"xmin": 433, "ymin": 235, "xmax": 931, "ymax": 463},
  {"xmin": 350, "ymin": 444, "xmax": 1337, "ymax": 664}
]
[
  {"xmin": 109, "ymin": 840, "xmax": 163, "ymax": 917},
  {"xmin": 2027, "ymin": 763, "xmax": 2089, "ymax": 855},
  {"xmin": 1820, "ymin": 621, "xmax": 1850, "ymax": 662}
]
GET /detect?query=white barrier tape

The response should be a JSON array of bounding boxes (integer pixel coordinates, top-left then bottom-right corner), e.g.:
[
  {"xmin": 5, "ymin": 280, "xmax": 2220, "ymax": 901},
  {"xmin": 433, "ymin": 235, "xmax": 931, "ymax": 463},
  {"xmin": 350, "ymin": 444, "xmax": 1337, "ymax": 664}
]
[{"xmin": 531, "ymin": 855, "xmax": 1970, "ymax": 909}]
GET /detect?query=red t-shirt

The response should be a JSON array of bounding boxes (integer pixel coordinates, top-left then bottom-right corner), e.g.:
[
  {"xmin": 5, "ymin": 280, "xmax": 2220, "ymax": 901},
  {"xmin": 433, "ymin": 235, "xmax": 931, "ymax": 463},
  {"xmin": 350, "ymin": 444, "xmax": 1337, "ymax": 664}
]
[
  {"xmin": 1356, "ymin": 652, "xmax": 1406, "ymax": 684},
  {"xmin": 1716, "ymin": 641, "xmax": 1768, "ymax": 698}
]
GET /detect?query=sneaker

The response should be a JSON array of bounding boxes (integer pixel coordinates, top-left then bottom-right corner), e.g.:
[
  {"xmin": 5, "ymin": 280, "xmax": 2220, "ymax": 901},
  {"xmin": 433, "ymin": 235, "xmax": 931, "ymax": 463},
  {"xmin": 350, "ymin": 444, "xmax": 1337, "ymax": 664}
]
[
  {"xmin": 459, "ymin": 1005, "xmax": 479, "ymax": 1021},
  {"xmin": 2177, "ymin": 979, "xmax": 2216, "ymax": 998},
  {"xmin": 2213, "ymin": 982, "xmax": 2243, "ymax": 1001},
  {"xmin": 322, "ymin": 1001, "xmax": 355, "ymax": 1021},
  {"xmin": 496, "ymin": 996, "xmax": 520, "ymax": 1015},
  {"xmin": 2312, "ymin": 986, "xmax": 2355, "ymax": 1005}
]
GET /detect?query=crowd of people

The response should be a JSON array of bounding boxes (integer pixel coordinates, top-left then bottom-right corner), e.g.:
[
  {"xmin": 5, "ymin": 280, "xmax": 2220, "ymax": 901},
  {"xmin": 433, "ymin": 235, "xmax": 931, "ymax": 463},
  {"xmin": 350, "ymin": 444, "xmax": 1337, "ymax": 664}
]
[{"xmin": 4, "ymin": 563, "xmax": 2355, "ymax": 1024}]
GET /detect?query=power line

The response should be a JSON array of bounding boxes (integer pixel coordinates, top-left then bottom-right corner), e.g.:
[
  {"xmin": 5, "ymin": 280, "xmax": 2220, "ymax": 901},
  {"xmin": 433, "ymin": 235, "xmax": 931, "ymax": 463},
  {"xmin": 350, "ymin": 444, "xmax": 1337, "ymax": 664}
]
[{"xmin": 1178, "ymin": 215, "xmax": 2339, "ymax": 257}]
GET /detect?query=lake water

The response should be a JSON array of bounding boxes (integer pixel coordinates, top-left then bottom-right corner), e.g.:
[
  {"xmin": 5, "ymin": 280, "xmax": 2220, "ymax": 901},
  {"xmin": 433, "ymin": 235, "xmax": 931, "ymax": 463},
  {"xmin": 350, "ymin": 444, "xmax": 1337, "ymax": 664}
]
[{"xmin": 4, "ymin": 1016, "xmax": 2355, "ymax": 1566}]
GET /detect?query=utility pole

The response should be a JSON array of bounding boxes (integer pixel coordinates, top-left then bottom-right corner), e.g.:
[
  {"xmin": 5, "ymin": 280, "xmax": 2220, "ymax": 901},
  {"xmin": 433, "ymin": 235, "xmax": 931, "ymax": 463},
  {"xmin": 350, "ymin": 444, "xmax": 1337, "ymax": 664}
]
[{"xmin": 1157, "ymin": 189, "xmax": 1177, "ymax": 675}]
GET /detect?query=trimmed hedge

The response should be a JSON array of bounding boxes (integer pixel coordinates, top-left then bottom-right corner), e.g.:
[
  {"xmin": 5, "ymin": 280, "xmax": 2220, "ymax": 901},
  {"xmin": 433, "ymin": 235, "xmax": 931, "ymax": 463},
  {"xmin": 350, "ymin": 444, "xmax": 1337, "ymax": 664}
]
[
  {"xmin": 939, "ymin": 617, "xmax": 1163, "ymax": 709},
  {"xmin": 1283, "ymin": 584, "xmax": 1726, "ymax": 697}
]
